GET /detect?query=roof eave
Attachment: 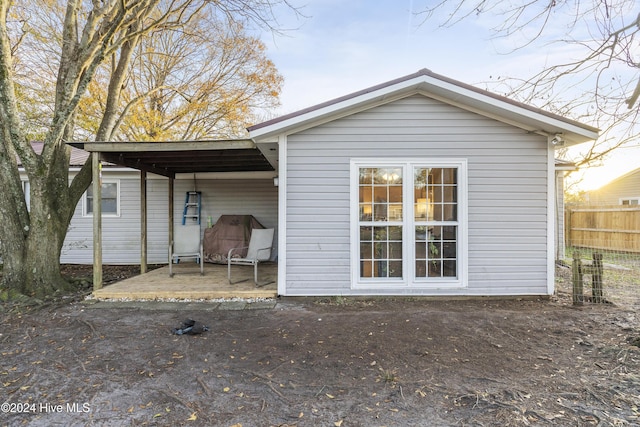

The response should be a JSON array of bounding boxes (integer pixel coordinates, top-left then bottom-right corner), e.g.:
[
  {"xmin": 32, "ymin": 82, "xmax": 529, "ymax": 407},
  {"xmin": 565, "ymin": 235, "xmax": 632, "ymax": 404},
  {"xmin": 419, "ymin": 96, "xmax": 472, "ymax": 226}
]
[{"xmin": 248, "ymin": 69, "xmax": 600, "ymax": 145}]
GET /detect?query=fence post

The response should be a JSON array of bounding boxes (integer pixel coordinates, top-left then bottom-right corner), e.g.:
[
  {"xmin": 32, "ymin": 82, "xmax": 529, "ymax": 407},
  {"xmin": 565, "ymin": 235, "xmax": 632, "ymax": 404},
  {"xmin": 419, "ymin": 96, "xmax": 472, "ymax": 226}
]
[
  {"xmin": 572, "ymin": 252, "xmax": 583, "ymax": 305},
  {"xmin": 592, "ymin": 252, "xmax": 604, "ymax": 303}
]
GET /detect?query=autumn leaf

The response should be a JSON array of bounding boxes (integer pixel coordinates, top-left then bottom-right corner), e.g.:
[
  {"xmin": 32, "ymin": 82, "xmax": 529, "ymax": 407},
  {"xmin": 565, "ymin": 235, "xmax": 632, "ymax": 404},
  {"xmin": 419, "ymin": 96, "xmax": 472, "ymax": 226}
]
[
  {"xmin": 186, "ymin": 412, "xmax": 197, "ymax": 421},
  {"xmin": 334, "ymin": 420, "xmax": 343, "ymax": 427},
  {"xmin": 326, "ymin": 393, "xmax": 335, "ymax": 399}
]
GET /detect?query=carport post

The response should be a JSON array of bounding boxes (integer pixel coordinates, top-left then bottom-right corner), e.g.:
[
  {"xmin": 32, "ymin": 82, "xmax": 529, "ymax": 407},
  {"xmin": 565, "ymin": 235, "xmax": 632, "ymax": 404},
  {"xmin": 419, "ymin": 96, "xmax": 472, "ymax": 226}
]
[
  {"xmin": 92, "ymin": 152, "xmax": 102, "ymax": 290},
  {"xmin": 169, "ymin": 176, "xmax": 174, "ymax": 256},
  {"xmin": 140, "ymin": 170, "xmax": 147, "ymax": 274}
]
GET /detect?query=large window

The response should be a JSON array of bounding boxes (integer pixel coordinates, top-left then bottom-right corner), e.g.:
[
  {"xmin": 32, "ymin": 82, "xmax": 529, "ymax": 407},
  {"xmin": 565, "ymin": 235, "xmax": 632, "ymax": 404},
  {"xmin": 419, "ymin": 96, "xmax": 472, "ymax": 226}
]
[
  {"xmin": 358, "ymin": 167, "xmax": 403, "ymax": 278},
  {"xmin": 352, "ymin": 160, "xmax": 466, "ymax": 288},
  {"xmin": 84, "ymin": 181, "xmax": 120, "ymax": 216}
]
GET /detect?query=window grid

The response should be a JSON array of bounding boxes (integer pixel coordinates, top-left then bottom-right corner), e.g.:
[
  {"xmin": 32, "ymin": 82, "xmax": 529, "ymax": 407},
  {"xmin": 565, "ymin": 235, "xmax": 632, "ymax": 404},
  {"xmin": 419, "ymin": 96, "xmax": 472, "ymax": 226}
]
[
  {"xmin": 413, "ymin": 167, "xmax": 458, "ymax": 279},
  {"xmin": 353, "ymin": 160, "xmax": 464, "ymax": 287},
  {"xmin": 358, "ymin": 167, "xmax": 403, "ymax": 279}
]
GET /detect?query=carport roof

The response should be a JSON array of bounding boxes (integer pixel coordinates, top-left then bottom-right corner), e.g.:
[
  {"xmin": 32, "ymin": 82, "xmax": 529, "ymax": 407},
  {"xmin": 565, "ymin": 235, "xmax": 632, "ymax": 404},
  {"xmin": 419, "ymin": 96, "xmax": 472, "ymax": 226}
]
[{"xmin": 68, "ymin": 140, "xmax": 275, "ymax": 178}]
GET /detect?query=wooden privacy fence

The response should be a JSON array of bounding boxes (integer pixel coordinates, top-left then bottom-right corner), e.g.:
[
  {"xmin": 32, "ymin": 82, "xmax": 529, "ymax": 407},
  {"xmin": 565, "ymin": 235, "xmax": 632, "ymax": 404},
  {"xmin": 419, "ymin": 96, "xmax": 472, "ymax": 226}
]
[{"xmin": 565, "ymin": 206, "xmax": 640, "ymax": 253}]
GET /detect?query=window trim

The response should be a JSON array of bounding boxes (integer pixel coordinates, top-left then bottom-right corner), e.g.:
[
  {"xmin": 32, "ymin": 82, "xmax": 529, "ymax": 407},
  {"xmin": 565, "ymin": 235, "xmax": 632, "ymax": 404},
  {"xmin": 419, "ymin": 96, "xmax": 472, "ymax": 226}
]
[
  {"xmin": 83, "ymin": 179, "xmax": 121, "ymax": 217},
  {"xmin": 350, "ymin": 158, "xmax": 468, "ymax": 290},
  {"xmin": 619, "ymin": 197, "xmax": 640, "ymax": 206}
]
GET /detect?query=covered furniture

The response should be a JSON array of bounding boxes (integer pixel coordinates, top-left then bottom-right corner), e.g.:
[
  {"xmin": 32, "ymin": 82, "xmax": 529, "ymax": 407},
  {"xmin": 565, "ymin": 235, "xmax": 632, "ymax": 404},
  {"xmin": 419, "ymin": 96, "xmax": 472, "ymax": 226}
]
[
  {"xmin": 204, "ymin": 215, "xmax": 265, "ymax": 263},
  {"xmin": 228, "ymin": 228, "xmax": 274, "ymax": 285},
  {"xmin": 169, "ymin": 224, "xmax": 204, "ymax": 277}
]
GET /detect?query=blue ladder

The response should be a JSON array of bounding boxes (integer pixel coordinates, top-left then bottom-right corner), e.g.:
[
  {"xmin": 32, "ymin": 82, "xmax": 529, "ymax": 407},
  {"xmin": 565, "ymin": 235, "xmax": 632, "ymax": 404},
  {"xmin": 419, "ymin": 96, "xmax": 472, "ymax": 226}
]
[{"xmin": 182, "ymin": 191, "xmax": 202, "ymax": 225}]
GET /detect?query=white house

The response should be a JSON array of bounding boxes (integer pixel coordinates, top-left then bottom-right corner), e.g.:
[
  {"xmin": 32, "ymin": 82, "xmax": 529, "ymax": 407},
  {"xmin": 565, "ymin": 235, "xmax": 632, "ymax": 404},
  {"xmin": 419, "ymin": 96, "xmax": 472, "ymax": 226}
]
[
  {"xmin": 69, "ymin": 69, "xmax": 599, "ymax": 297},
  {"xmin": 249, "ymin": 69, "xmax": 598, "ymax": 296}
]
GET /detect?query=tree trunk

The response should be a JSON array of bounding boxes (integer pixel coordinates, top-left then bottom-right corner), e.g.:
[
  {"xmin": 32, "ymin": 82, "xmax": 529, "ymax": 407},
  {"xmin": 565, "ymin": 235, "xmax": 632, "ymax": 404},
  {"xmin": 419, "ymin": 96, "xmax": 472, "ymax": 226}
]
[
  {"xmin": 0, "ymin": 231, "xmax": 27, "ymax": 297},
  {"xmin": 1, "ymin": 166, "xmax": 79, "ymax": 299},
  {"xmin": 23, "ymin": 220, "xmax": 71, "ymax": 298}
]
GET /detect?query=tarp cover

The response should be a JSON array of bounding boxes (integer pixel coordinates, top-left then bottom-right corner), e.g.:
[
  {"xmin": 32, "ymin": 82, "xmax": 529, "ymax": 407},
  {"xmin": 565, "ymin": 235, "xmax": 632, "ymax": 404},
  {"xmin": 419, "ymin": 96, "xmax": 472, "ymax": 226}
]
[{"xmin": 203, "ymin": 215, "xmax": 265, "ymax": 263}]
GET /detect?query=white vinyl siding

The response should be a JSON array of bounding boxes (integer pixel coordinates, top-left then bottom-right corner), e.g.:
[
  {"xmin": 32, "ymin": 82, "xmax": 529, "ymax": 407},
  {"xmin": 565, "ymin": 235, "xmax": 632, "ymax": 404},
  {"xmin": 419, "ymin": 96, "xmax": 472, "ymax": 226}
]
[
  {"xmin": 173, "ymin": 179, "xmax": 279, "ymax": 260},
  {"xmin": 284, "ymin": 94, "xmax": 549, "ymax": 296},
  {"xmin": 22, "ymin": 181, "xmax": 30, "ymax": 210},
  {"xmin": 62, "ymin": 174, "xmax": 168, "ymax": 264},
  {"xmin": 61, "ymin": 174, "xmax": 277, "ymax": 265}
]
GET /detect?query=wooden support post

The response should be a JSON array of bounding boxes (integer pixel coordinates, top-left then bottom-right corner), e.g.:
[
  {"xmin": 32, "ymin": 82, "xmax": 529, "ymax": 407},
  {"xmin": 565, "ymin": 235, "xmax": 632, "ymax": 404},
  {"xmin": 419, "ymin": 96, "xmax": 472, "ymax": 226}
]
[
  {"xmin": 592, "ymin": 252, "xmax": 604, "ymax": 303},
  {"xmin": 92, "ymin": 153, "xmax": 103, "ymax": 290},
  {"xmin": 572, "ymin": 252, "xmax": 583, "ymax": 305},
  {"xmin": 140, "ymin": 170, "xmax": 147, "ymax": 274},
  {"xmin": 169, "ymin": 176, "xmax": 174, "ymax": 260}
]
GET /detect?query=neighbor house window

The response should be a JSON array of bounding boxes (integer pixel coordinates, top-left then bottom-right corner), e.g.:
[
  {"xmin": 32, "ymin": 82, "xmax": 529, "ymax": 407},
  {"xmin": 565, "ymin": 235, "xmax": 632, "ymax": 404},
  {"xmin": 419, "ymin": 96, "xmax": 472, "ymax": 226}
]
[
  {"xmin": 351, "ymin": 159, "xmax": 467, "ymax": 288},
  {"xmin": 84, "ymin": 181, "xmax": 119, "ymax": 216},
  {"xmin": 620, "ymin": 198, "xmax": 639, "ymax": 206}
]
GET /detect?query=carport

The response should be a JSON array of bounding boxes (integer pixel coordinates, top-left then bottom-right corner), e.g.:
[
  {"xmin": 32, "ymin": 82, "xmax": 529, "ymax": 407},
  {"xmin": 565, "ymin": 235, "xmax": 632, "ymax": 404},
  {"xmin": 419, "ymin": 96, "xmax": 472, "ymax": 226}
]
[{"xmin": 69, "ymin": 140, "xmax": 277, "ymax": 290}]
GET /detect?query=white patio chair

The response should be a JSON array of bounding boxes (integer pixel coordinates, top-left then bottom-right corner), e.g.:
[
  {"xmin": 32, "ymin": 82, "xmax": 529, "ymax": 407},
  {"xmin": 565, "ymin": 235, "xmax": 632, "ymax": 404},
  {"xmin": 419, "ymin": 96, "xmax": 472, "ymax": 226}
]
[
  {"xmin": 169, "ymin": 224, "xmax": 204, "ymax": 277},
  {"xmin": 227, "ymin": 228, "xmax": 274, "ymax": 286}
]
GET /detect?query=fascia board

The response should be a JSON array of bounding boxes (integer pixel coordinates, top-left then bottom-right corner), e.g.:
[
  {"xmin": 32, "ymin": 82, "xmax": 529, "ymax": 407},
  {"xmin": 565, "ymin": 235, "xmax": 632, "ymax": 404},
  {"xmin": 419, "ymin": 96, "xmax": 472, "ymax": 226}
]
[
  {"xmin": 250, "ymin": 73, "xmax": 599, "ymax": 146},
  {"xmin": 249, "ymin": 77, "xmax": 427, "ymax": 140},
  {"xmin": 414, "ymin": 79, "xmax": 599, "ymax": 145}
]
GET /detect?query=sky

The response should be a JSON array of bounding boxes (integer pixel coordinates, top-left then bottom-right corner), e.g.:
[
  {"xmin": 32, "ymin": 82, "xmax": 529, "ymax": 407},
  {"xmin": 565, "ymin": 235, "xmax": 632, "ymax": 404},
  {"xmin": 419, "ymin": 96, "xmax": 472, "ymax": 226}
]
[{"xmin": 258, "ymin": 0, "xmax": 640, "ymax": 192}]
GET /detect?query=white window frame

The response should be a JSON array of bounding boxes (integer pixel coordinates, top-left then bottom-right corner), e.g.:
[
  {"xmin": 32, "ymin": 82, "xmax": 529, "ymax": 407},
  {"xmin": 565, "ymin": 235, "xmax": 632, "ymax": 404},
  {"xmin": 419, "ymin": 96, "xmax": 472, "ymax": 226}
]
[
  {"xmin": 620, "ymin": 197, "xmax": 640, "ymax": 206},
  {"xmin": 350, "ymin": 158, "xmax": 468, "ymax": 290},
  {"xmin": 83, "ymin": 180, "xmax": 121, "ymax": 217}
]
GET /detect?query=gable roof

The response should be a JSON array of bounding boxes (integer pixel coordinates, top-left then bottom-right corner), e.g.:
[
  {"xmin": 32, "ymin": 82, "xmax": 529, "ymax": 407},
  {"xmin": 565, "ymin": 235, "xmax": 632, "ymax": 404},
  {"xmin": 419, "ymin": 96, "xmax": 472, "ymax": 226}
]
[
  {"xmin": 248, "ymin": 69, "xmax": 599, "ymax": 146},
  {"xmin": 592, "ymin": 166, "xmax": 640, "ymax": 191}
]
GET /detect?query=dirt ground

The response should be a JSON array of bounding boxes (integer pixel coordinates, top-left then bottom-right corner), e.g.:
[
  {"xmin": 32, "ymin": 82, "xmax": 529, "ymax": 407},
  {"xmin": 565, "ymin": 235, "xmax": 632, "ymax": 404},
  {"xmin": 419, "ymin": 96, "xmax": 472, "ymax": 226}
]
[{"xmin": 1, "ymin": 266, "xmax": 639, "ymax": 427}]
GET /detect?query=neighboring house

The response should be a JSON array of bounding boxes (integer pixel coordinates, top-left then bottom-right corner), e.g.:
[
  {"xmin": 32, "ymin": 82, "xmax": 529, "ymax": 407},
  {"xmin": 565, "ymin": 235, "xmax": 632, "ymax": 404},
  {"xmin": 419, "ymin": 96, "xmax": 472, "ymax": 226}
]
[
  {"xmin": 50, "ymin": 69, "xmax": 599, "ymax": 297},
  {"xmin": 587, "ymin": 167, "xmax": 640, "ymax": 206}
]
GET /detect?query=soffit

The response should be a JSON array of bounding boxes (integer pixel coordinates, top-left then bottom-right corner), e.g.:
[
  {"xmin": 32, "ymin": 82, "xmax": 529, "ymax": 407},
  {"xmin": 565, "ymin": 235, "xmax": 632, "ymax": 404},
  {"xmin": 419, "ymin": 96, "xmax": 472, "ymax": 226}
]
[{"xmin": 69, "ymin": 140, "xmax": 275, "ymax": 178}]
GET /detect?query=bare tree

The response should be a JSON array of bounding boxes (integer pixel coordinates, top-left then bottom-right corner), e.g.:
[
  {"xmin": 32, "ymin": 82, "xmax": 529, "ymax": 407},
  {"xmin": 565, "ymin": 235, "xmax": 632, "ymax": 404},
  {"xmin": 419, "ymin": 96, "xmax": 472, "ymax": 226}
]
[
  {"xmin": 78, "ymin": 15, "xmax": 282, "ymax": 141},
  {"xmin": 418, "ymin": 0, "xmax": 640, "ymax": 169},
  {"xmin": 0, "ymin": 0, "xmax": 298, "ymax": 298}
]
